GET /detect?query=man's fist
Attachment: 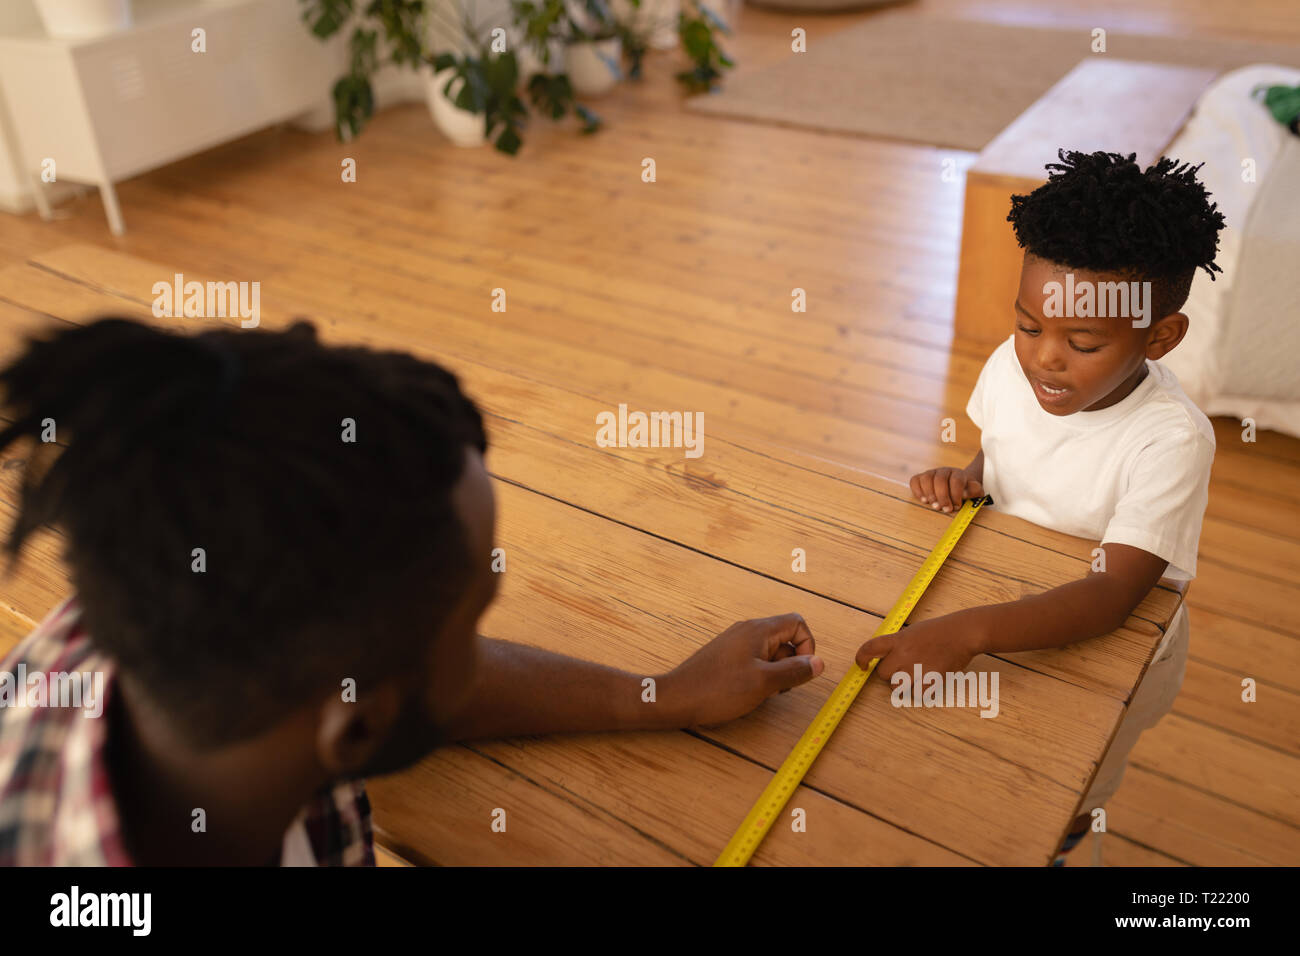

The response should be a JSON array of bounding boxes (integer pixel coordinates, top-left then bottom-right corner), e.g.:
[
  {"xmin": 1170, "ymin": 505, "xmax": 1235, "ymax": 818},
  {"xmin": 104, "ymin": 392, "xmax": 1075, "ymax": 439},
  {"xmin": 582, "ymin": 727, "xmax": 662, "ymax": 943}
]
[{"xmin": 664, "ymin": 613, "xmax": 823, "ymax": 729}]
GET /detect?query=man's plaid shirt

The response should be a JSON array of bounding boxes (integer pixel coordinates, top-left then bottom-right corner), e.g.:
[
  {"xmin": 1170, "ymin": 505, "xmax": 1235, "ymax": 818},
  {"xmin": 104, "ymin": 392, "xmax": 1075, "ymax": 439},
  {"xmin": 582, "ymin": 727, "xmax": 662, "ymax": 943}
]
[{"xmin": 0, "ymin": 599, "xmax": 375, "ymax": 866}]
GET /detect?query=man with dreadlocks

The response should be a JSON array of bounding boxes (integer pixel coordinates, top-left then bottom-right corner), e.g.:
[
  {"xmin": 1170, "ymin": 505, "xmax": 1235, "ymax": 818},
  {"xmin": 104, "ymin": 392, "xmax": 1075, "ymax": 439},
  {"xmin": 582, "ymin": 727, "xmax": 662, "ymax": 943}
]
[{"xmin": 853, "ymin": 150, "xmax": 1226, "ymax": 865}]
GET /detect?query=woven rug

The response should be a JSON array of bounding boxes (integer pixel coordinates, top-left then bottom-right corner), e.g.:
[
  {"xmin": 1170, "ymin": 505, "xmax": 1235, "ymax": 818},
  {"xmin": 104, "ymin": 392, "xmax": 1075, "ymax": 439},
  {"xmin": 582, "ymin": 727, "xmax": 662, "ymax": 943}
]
[{"xmin": 688, "ymin": 10, "xmax": 1300, "ymax": 150}]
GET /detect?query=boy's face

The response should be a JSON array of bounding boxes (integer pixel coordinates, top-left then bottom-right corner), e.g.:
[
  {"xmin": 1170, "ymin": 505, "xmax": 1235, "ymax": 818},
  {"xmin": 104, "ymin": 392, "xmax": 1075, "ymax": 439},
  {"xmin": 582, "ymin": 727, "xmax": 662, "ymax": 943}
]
[{"xmin": 1012, "ymin": 256, "xmax": 1187, "ymax": 416}]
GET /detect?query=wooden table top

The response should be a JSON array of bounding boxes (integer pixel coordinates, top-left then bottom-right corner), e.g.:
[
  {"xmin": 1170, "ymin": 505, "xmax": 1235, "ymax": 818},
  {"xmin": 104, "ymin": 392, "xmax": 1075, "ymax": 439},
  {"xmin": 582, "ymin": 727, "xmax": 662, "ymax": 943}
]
[{"xmin": 0, "ymin": 245, "xmax": 1183, "ymax": 866}]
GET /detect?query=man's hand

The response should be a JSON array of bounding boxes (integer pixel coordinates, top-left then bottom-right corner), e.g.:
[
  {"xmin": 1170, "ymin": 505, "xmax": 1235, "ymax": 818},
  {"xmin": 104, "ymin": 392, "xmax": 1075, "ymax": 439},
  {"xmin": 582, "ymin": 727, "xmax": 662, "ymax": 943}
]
[
  {"xmin": 663, "ymin": 613, "xmax": 824, "ymax": 729},
  {"xmin": 854, "ymin": 613, "xmax": 984, "ymax": 684},
  {"xmin": 910, "ymin": 466, "xmax": 983, "ymax": 514}
]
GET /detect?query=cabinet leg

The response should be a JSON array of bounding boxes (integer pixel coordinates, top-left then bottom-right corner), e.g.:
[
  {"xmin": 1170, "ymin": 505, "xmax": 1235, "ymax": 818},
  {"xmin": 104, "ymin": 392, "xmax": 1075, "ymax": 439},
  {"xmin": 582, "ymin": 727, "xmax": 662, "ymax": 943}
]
[
  {"xmin": 28, "ymin": 172, "xmax": 53, "ymax": 221},
  {"xmin": 98, "ymin": 179, "xmax": 125, "ymax": 236}
]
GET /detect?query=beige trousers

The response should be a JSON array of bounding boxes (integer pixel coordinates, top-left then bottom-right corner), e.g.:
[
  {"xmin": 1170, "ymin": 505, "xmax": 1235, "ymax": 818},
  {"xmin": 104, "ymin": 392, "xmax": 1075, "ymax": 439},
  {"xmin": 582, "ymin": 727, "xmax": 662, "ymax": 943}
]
[{"xmin": 1078, "ymin": 602, "xmax": 1190, "ymax": 813}]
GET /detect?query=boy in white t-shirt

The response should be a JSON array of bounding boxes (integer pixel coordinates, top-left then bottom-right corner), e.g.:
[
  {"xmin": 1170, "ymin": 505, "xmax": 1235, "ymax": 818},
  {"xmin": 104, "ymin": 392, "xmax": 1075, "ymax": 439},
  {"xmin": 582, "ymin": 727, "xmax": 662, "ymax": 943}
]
[{"xmin": 855, "ymin": 150, "xmax": 1226, "ymax": 864}]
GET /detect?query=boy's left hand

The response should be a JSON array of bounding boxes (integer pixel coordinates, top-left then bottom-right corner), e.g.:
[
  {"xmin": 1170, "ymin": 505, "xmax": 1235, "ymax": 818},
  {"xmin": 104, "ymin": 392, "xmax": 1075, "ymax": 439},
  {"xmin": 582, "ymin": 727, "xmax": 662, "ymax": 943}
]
[{"xmin": 855, "ymin": 612, "xmax": 985, "ymax": 683}]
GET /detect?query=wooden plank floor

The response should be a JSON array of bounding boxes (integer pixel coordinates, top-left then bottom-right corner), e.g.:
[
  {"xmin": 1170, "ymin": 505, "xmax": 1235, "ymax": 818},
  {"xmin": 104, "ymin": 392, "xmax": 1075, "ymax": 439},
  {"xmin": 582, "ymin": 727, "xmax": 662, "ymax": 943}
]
[{"xmin": 0, "ymin": 0, "xmax": 1297, "ymax": 865}]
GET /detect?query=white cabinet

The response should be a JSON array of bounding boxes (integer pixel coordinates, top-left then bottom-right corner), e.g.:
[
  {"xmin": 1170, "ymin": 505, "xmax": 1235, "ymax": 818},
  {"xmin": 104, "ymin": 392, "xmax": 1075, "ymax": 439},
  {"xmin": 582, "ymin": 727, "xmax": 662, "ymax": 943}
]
[{"xmin": 0, "ymin": 0, "xmax": 342, "ymax": 233}]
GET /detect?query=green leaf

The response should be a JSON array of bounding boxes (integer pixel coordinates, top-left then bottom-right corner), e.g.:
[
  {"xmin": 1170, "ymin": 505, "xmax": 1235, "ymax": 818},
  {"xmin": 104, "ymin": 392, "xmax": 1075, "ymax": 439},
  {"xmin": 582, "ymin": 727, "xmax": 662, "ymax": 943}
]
[
  {"xmin": 331, "ymin": 72, "xmax": 375, "ymax": 141},
  {"xmin": 528, "ymin": 72, "xmax": 574, "ymax": 120},
  {"xmin": 495, "ymin": 125, "xmax": 523, "ymax": 155},
  {"xmin": 452, "ymin": 72, "xmax": 484, "ymax": 113},
  {"xmin": 679, "ymin": 20, "xmax": 712, "ymax": 59},
  {"xmin": 1254, "ymin": 84, "xmax": 1300, "ymax": 124},
  {"xmin": 348, "ymin": 27, "xmax": 379, "ymax": 75},
  {"xmin": 300, "ymin": 0, "xmax": 355, "ymax": 40},
  {"xmin": 675, "ymin": 7, "xmax": 733, "ymax": 94},
  {"xmin": 512, "ymin": 0, "xmax": 568, "ymax": 63},
  {"xmin": 483, "ymin": 51, "xmax": 520, "ymax": 93}
]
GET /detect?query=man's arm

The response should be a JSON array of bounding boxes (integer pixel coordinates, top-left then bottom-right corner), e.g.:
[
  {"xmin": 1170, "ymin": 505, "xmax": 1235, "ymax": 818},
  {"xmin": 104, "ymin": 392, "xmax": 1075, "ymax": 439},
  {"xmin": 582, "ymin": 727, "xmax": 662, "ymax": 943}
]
[
  {"xmin": 443, "ymin": 614, "xmax": 824, "ymax": 742},
  {"xmin": 856, "ymin": 544, "xmax": 1169, "ymax": 676}
]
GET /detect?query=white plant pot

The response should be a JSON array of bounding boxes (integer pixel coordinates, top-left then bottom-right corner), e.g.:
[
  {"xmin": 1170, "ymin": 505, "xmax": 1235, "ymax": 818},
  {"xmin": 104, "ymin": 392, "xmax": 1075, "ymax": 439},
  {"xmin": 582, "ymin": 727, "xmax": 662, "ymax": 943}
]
[
  {"xmin": 566, "ymin": 37, "xmax": 623, "ymax": 97},
  {"xmin": 420, "ymin": 66, "xmax": 487, "ymax": 148},
  {"xmin": 34, "ymin": 0, "xmax": 131, "ymax": 37}
]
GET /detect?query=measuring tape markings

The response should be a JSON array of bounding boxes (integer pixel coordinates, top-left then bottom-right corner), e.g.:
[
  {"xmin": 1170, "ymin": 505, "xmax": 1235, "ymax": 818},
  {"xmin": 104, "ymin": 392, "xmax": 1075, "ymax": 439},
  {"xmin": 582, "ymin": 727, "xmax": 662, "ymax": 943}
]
[{"xmin": 714, "ymin": 494, "xmax": 994, "ymax": 867}]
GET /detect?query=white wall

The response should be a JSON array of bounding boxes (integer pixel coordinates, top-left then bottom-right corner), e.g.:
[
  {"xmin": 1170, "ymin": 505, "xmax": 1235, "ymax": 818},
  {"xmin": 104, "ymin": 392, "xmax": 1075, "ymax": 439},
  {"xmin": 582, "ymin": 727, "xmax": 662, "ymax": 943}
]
[{"xmin": 0, "ymin": 1, "xmax": 47, "ymax": 211}]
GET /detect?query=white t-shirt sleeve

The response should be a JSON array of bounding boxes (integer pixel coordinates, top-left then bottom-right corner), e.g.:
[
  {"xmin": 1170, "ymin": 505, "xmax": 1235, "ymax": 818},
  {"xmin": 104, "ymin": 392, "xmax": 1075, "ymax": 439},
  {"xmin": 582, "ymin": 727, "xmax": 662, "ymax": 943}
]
[
  {"xmin": 1101, "ymin": 426, "xmax": 1215, "ymax": 580},
  {"xmin": 966, "ymin": 340, "xmax": 1006, "ymax": 430}
]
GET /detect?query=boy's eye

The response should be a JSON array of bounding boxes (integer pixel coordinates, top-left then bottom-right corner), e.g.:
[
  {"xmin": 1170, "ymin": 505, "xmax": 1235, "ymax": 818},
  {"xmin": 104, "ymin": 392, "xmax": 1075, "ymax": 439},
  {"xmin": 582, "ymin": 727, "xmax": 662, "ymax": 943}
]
[
  {"xmin": 1017, "ymin": 324, "xmax": 1040, "ymax": 336},
  {"xmin": 1070, "ymin": 342, "xmax": 1102, "ymax": 353}
]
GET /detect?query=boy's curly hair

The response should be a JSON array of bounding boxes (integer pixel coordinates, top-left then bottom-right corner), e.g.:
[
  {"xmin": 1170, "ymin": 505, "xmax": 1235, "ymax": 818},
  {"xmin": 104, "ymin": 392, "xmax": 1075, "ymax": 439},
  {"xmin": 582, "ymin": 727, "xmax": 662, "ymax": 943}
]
[{"xmin": 1007, "ymin": 149, "xmax": 1227, "ymax": 318}]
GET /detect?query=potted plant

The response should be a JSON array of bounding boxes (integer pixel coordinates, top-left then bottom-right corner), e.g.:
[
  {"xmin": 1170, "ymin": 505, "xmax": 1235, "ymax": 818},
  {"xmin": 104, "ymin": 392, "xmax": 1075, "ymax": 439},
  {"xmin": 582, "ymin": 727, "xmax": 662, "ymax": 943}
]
[
  {"xmin": 299, "ymin": 0, "xmax": 521, "ymax": 152},
  {"xmin": 511, "ymin": 0, "xmax": 603, "ymax": 132},
  {"xmin": 563, "ymin": 0, "xmax": 623, "ymax": 97},
  {"xmin": 425, "ymin": 48, "xmax": 529, "ymax": 152},
  {"xmin": 676, "ymin": 0, "xmax": 732, "ymax": 93},
  {"xmin": 510, "ymin": 0, "xmax": 567, "ymax": 78},
  {"xmin": 34, "ymin": 0, "xmax": 131, "ymax": 37},
  {"xmin": 300, "ymin": 0, "xmax": 429, "ymax": 142},
  {"xmin": 297, "ymin": 0, "xmax": 732, "ymax": 153}
]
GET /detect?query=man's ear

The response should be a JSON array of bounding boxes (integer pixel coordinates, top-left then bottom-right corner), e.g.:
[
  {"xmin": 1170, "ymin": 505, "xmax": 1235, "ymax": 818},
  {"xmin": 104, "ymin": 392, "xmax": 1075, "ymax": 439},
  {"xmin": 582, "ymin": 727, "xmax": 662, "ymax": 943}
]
[
  {"xmin": 1146, "ymin": 312, "xmax": 1189, "ymax": 360},
  {"xmin": 315, "ymin": 680, "xmax": 405, "ymax": 778}
]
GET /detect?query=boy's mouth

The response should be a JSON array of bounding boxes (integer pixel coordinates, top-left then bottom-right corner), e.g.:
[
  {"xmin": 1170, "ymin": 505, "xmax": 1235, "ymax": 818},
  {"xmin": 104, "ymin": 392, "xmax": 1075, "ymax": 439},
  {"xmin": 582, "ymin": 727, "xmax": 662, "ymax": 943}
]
[{"xmin": 1031, "ymin": 376, "xmax": 1072, "ymax": 406}]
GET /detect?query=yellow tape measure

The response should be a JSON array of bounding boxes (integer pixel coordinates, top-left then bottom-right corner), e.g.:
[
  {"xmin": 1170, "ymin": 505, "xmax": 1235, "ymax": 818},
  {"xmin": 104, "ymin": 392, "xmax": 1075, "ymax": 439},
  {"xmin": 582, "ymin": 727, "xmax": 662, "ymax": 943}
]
[{"xmin": 714, "ymin": 494, "xmax": 993, "ymax": 867}]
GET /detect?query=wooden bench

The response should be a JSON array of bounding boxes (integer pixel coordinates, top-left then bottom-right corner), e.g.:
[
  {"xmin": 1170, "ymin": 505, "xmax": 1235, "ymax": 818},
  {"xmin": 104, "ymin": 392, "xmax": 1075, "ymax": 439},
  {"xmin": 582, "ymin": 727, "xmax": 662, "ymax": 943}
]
[{"xmin": 954, "ymin": 59, "xmax": 1218, "ymax": 351}]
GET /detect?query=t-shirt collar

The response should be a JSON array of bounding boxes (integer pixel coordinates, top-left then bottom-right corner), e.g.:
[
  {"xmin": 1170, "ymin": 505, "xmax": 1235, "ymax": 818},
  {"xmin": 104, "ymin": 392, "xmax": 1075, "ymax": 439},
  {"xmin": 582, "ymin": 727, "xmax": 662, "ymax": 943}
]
[{"xmin": 1013, "ymin": 350, "xmax": 1159, "ymax": 428}]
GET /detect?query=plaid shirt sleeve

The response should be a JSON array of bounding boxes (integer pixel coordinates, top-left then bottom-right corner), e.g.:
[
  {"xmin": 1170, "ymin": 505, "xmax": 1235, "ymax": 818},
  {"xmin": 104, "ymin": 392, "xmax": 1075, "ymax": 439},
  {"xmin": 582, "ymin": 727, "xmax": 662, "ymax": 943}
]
[
  {"xmin": 0, "ymin": 598, "xmax": 376, "ymax": 867},
  {"xmin": 300, "ymin": 779, "xmax": 376, "ymax": 867}
]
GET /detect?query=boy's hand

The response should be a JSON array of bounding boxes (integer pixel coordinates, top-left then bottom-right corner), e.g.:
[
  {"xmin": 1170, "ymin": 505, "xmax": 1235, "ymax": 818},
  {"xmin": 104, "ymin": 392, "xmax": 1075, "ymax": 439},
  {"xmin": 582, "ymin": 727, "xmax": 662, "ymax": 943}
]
[
  {"xmin": 910, "ymin": 467, "xmax": 983, "ymax": 514},
  {"xmin": 855, "ymin": 613, "xmax": 985, "ymax": 684},
  {"xmin": 665, "ymin": 613, "xmax": 824, "ymax": 729}
]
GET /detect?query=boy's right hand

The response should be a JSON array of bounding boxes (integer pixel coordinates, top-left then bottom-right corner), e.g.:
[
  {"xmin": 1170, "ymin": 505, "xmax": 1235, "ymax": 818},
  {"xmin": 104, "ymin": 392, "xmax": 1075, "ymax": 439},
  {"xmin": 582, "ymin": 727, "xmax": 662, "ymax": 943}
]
[{"xmin": 910, "ymin": 467, "xmax": 983, "ymax": 514}]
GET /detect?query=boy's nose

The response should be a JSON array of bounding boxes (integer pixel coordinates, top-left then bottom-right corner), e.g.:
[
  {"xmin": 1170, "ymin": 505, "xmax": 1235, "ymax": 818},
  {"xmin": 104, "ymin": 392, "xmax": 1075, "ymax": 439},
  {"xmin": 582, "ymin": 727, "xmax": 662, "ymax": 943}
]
[{"xmin": 1036, "ymin": 340, "xmax": 1067, "ymax": 372}]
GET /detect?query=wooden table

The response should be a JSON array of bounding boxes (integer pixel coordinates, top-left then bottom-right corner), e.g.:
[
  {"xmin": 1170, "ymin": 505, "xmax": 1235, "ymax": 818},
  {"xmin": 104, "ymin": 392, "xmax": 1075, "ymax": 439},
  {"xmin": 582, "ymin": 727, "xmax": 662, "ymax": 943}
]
[{"xmin": 0, "ymin": 245, "xmax": 1184, "ymax": 866}]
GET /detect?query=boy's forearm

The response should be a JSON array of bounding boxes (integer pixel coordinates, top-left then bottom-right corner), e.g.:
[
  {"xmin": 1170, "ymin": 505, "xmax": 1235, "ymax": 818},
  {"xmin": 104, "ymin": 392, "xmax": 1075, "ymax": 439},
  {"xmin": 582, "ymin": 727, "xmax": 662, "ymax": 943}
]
[
  {"xmin": 967, "ymin": 577, "xmax": 1129, "ymax": 655},
  {"xmin": 966, "ymin": 449, "xmax": 984, "ymax": 483},
  {"xmin": 442, "ymin": 637, "xmax": 686, "ymax": 742},
  {"xmin": 955, "ymin": 534, "xmax": 1166, "ymax": 658},
  {"xmin": 967, "ymin": 558, "xmax": 1161, "ymax": 656}
]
